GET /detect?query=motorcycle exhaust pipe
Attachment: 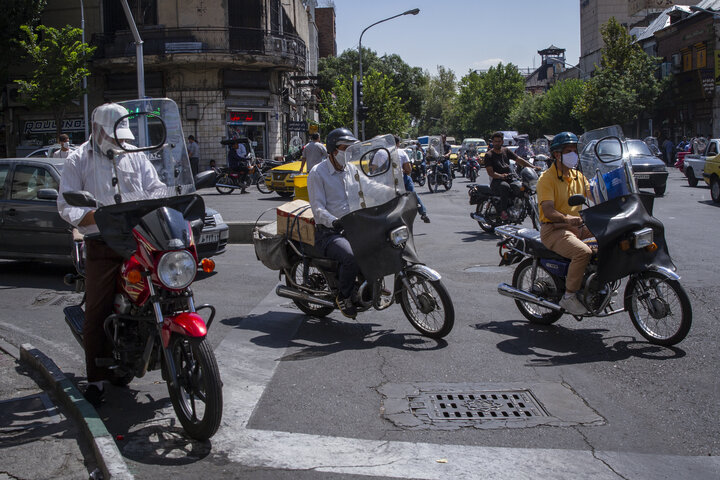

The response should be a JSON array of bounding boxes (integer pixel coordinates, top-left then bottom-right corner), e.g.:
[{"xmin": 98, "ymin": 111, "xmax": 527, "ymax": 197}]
[
  {"xmin": 497, "ymin": 283, "xmax": 562, "ymax": 311},
  {"xmin": 276, "ymin": 285, "xmax": 335, "ymax": 308},
  {"xmin": 215, "ymin": 183, "xmax": 239, "ymax": 188},
  {"xmin": 470, "ymin": 212, "xmax": 486, "ymax": 223}
]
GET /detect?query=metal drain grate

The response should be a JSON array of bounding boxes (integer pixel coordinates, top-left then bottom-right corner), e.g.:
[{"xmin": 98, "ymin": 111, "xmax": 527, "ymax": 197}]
[{"xmin": 410, "ymin": 390, "xmax": 548, "ymax": 420}]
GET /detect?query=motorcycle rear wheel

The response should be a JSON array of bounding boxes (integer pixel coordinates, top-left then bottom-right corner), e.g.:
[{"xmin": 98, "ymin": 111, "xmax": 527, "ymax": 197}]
[
  {"xmin": 416, "ymin": 174, "xmax": 426, "ymax": 187},
  {"xmin": 286, "ymin": 260, "xmax": 335, "ymax": 317},
  {"xmin": 444, "ymin": 175, "xmax": 453, "ymax": 191},
  {"xmin": 511, "ymin": 258, "xmax": 563, "ymax": 324},
  {"xmin": 166, "ymin": 336, "xmax": 223, "ymax": 440},
  {"xmin": 215, "ymin": 173, "xmax": 234, "ymax": 195},
  {"xmin": 475, "ymin": 201, "xmax": 497, "ymax": 233},
  {"xmin": 399, "ymin": 272, "xmax": 454, "ymax": 338},
  {"xmin": 624, "ymin": 271, "xmax": 692, "ymax": 346}
]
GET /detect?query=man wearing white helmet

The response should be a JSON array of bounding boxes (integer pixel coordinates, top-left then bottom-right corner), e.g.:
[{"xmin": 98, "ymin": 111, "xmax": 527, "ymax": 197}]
[{"xmin": 57, "ymin": 103, "xmax": 166, "ymax": 406}]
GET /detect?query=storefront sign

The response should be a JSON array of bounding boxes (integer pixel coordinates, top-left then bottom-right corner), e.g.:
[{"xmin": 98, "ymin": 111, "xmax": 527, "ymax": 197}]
[
  {"xmin": 23, "ymin": 118, "xmax": 85, "ymax": 134},
  {"xmin": 701, "ymin": 68, "xmax": 715, "ymax": 96},
  {"xmin": 287, "ymin": 121, "xmax": 308, "ymax": 132},
  {"xmin": 227, "ymin": 111, "xmax": 257, "ymax": 124}
]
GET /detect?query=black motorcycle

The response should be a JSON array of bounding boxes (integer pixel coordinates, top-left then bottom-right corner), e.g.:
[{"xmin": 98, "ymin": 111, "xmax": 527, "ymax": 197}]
[
  {"xmin": 495, "ymin": 134, "xmax": 691, "ymax": 346},
  {"xmin": 427, "ymin": 159, "xmax": 452, "ymax": 193},
  {"xmin": 257, "ymin": 135, "xmax": 454, "ymax": 339},
  {"xmin": 411, "ymin": 159, "xmax": 426, "ymax": 186},
  {"xmin": 468, "ymin": 167, "xmax": 540, "ymax": 233}
]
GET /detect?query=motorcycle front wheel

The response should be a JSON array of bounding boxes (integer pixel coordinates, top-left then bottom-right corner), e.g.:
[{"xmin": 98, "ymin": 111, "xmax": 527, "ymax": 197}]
[
  {"xmin": 624, "ymin": 271, "xmax": 692, "ymax": 346},
  {"xmin": 512, "ymin": 258, "xmax": 564, "ymax": 324},
  {"xmin": 469, "ymin": 169, "xmax": 477, "ymax": 182},
  {"xmin": 399, "ymin": 272, "xmax": 454, "ymax": 338},
  {"xmin": 475, "ymin": 201, "xmax": 498, "ymax": 233},
  {"xmin": 416, "ymin": 174, "xmax": 426, "ymax": 187},
  {"xmin": 166, "ymin": 336, "xmax": 223, "ymax": 440},
  {"xmin": 427, "ymin": 172, "xmax": 438, "ymax": 193},
  {"xmin": 256, "ymin": 173, "xmax": 271, "ymax": 194},
  {"xmin": 215, "ymin": 173, "xmax": 234, "ymax": 195},
  {"xmin": 286, "ymin": 259, "xmax": 335, "ymax": 317}
]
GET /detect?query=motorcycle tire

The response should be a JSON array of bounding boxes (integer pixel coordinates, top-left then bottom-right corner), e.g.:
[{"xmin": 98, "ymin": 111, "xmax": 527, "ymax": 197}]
[
  {"xmin": 399, "ymin": 272, "xmax": 454, "ymax": 339},
  {"xmin": 511, "ymin": 257, "xmax": 563, "ymax": 325},
  {"xmin": 624, "ymin": 271, "xmax": 692, "ymax": 346},
  {"xmin": 416, "ymin": 175, "xmax": 426, "ymax": 187},
  {"xmin": 256, "ymin": 173, "xmax": 271, "ymax": 194},
  {"xmin": 475, "ymin": 201, "xmax": 498, "ymax": 233},
  {"xmin": 286, "ymin": 260, "xmax": 334, "ymax": 317},
  {"xmin": 428, "ymin": 173, "xmax": 438, "ymax": 193},
  {"xmin": 166, "ymin": 336, "xmax": 223, "ymax": 441},
  {"xmin": 240, "ymin": 175, "xmax": 253, "ymax": 189},
  {"xmin": 444, "ymin": 175, "xmax": 453, "ymax": 191},
  {"xmin": 469, "ymin": 170, "xmax": 477, "ymax": 182},
  {"xmin": 215, "ymin": 173, "xmax": 234, "ymax": 195}
]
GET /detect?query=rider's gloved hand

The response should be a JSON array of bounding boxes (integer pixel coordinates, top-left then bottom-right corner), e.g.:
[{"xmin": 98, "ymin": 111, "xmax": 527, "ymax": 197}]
[{"xmin": 331, "ymin": 219, "xmax": 342, "ymax": 233}]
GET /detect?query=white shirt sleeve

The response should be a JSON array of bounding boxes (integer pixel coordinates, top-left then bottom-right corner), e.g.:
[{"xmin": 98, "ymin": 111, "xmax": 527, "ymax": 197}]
[
  {"xmin": 307, "ymin": 168, "xmax": 336, "ymax": 228},
  {"xmin": 57, "ymin": 148, "xmax": 94, "ymax": 228}
]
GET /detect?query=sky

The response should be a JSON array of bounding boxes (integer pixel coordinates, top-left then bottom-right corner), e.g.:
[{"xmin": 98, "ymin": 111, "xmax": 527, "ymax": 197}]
[{"xmin": 331, "ymin": 0, "xmax": 581, "ymax": 77}]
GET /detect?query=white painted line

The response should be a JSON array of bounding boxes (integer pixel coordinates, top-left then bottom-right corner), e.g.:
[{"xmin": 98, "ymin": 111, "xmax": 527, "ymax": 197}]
[{"xmin": 212, "ymin": 289, "xmax": 720, "ymax": 479}]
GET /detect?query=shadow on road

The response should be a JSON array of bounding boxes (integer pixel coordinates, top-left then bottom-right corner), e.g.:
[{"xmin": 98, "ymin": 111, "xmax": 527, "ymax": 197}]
[
  {"xmin": 0, "ymin": 261, "xmax": 73, "ymax": 290},
  {"xmin": 455, "ymin": 229, "xmax": 497, "ymax": 243},
  {"xmin": 698, "ymin": 200, "xmax": 720, "ymax": 208},
  {"xmin": 222, "ymin": 310, "xmax": 448, "ymax": 361},
  {"xmin": 473, "ymin": 319, "xmax": 686, "ymax": 366}
]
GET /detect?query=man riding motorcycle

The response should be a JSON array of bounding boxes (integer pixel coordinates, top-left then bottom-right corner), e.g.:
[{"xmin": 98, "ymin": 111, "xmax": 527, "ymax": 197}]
[
  {"xmin": 307, "ymin": 127, "xmax": 362, "ymax": 318},
  {"xmin": 485, "ymin": 132, "xmax": 539, "ymax": 220},
  {"xmin": 57, "ymin": 103, "xmax": 166, "ymax": 406},
  {"xmin": 227, "ymin": 139, "xmax": 250, "ymax": 193},
  {"xmin": 536, "ymin": 131, "xmax": 593, "ymax": 315}
]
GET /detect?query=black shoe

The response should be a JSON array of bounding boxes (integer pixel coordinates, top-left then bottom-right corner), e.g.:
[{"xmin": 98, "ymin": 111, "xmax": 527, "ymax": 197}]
[
  {"xmin": 240, "ymin": 189, "xmax": 249, "ymax": 194},
  {"xmin": 421, "ymin": 214, "xmax": 430, "ymax": 223},
  {"xmin": 84, "ymin": 384, "xmax": 105, "ymax": 407},
  {"xmin": 335, "ymin": 295, "xmax": 357, "ymax": 319}
]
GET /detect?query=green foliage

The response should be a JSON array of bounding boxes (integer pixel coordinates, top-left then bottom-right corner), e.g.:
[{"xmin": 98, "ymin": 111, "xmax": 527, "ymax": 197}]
[
  {"xmin": 417, "ymin": 66, "xmax": 457, "ymax": 136},
  {"xmin": 454, "ymin": 63, "xmax": 526, "ymax": 139},
  {"xmin": 573, "ymin": 17, "xmax": 661, "ymax": 130},
  {"xmin": 508, "ymin": 93, "xmax": 544, "ymax": 139},
  {"xmin": 0, "ymin": 0, "xmax": 46, "ymax": 80},
  {"xmin": 15, "ymin": 24, "xmax": 96, "ymax": 137},
  {"xmin": 318, "ymin": 70, "xmax": 410, "ymax": 139},
  {"xmin": 318, "ymin": 48, "xmax": 427, "ymax": 120},
  {"xmin": 540, "ymin": 79, "xmax": 584, "ymax": 134}
]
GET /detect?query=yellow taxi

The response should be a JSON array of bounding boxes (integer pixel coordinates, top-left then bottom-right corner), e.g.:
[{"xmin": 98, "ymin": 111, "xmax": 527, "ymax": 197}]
[{"xmin": 265, "ymin": 160, "xmax": 303, "ymax": 198}]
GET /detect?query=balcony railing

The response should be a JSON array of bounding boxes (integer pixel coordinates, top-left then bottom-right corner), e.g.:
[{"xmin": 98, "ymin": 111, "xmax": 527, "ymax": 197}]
[{"xmin": 92, "ymin": 27, "xmax": 306, "ymax": 64}]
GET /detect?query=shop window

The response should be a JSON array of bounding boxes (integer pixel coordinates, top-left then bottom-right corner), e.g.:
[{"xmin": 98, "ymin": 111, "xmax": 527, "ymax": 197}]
[
  {"xmin": 682, "ymin": 50, "xmax": 692, "ymax": 72},
  {"xmin": 11, "ymin": 165, "xmax": 58, "ymax": 201}
]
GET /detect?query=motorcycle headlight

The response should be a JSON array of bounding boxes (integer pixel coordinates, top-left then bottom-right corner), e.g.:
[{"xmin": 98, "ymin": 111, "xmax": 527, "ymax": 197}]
[
  {"xmin": 389, "ymin": 226, "xmax": 410, "ymax": 246},
  {"xmin": 157, "ymin": 250, "xmax": 196, "ymax": 289},
  {"xmin": 632, "ymin": 228, "xmax": 654, "ymax": 249}
]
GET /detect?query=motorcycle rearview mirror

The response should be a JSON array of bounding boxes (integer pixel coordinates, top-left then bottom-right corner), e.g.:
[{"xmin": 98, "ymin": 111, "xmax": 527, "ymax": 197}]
[
  {"xmin": 360, "ymin": 148, "xmax": 391, "ymax": 177},
  {"xmin": 116, "ymin": 112, "xmax": 167, "ymax": 153},
  {"xmin": 568, "ymin": 194, "xmax": 587, "ymax": 207},
  {"xmin": 594, "ymin": 137, "xmax": 624, "ymax": 163},
  {"xmin": 63, "ymin": 191, "xmax": 98, "ymax": 208},
  {"xmin": 194, "ymin": 170, "xmax": 217, "ymax": 190}
]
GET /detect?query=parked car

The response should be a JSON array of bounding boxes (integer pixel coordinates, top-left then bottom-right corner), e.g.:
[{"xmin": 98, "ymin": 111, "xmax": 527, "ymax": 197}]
[
  {"xmin": 580, "ymin": 139, "xmax": 669, "ymax": 196},
  {"xmin": 0, "ymin": 157, "xmax": 228, "ymax": 264},
  {"xmin": 26, "ymin": 144, "xmax": 79, "ymax": 158},
  {"xmin": 702, "ymin": 153, "xmax": 720, "ymax": 203},
  {"xmin": 684, "ymin": 138, "xmax": 718, "ymax": 187}
]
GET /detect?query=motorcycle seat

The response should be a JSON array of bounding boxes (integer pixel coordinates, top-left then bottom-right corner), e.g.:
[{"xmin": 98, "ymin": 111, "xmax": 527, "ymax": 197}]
[
  {"xmin": 289, "ymin": 240, "xmax": 339, "ymax": 271},
  {"xmin": 515, "ymin": 228, "xmax": 569, "ymax": 262}
]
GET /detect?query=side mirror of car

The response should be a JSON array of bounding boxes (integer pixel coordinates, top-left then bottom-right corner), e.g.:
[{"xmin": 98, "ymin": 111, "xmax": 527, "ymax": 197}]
[
  {"xmin": 37, "ymin": 188, "xmax": 59, "ymax": 201},
  {"xmin": 62, "ymin": 191, "xmax": 98, "ymax": 208},
  {"xmin": 194, "ymin": 170, "xmax": 217, "ymax": 190},
  {"xmin": 568, "ymin": 194, "xmax": 587, "ymax": 207}
]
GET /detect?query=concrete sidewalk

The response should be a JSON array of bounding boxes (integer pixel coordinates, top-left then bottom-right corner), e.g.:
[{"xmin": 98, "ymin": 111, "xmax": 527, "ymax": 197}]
[{"xmin": 0, "ymin": 338, "xmax": 133, "ymax": 480}]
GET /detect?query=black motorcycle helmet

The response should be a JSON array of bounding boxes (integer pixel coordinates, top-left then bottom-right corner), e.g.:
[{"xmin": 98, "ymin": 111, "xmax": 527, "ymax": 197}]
[{"xmin": 326, "ymin": 127, "xmax": 358, "ymax": 153}]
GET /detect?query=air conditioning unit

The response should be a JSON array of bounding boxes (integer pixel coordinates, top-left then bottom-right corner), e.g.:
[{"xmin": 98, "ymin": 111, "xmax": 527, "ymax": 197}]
[{"xmin": 6, "ymin": 84, "xmax": 25, "ymax": 107}]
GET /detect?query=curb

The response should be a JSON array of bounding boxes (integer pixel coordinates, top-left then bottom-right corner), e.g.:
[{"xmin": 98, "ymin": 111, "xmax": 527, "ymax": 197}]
[
  {"xmin": 227, "ymin": 220, "xmax": 270, "ymax": 244},
  {"xmin": 18, "ymin": 343, "xmax": 134, "ymax": 480}
]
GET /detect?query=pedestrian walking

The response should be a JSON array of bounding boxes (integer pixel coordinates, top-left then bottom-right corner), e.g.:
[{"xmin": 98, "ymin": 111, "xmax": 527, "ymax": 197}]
[
  {"xmin": 187, "ymin": 135, "xmax": 200, "ymax": 176},
  {"xmin": 299, "ymin": 133, "xmax": 327, "ymax": 173},
  {"xmin": 396, "ymin": 136, "xmax": 430, "ymax": 223}
]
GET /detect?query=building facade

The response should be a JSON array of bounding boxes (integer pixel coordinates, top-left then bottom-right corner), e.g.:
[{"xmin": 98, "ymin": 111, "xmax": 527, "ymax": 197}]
[{"xmin": 3, "ymin": 0, "xmax": 332, "ymax": 166}]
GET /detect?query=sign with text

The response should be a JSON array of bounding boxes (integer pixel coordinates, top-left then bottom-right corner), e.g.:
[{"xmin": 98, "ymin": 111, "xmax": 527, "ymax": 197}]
[
  {"xmin": 287, "ymin": 121, "xmax": 308, "ymax": 132},
  {"xmin": 23, "ymin": 118, "xmax": 85, "ymax": 134}
]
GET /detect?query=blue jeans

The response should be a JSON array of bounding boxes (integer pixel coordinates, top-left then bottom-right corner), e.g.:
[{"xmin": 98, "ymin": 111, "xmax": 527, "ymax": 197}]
[{"xmin": 403, "ymin": 174, "xmax": 427, "ymax": 216}]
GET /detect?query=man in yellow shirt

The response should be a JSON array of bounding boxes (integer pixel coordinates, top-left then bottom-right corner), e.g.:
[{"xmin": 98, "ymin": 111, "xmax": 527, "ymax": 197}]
[{"xmin": 536, "ymin": 132, "xmax": 592, "ymax": 315}]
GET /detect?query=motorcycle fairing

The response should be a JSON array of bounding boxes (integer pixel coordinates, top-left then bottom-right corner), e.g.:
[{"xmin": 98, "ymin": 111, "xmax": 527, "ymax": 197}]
[
  {"xmin": 581, "ymin": 193, "xmax": 674, "ymax": 283},
  {"xmin": 94, "ymin": 195, "xmax": 206, "ymax": 258},
  {"xmin": 161, "ymin": 312, "xmax": 208, "ymax": 348},
  {"xmin": 135, "ymin": 207, "xmax": 195, "ymax": 253},
  {"xmin": 341, "ymin": 193, "xmax": 420, "ymax": 282}
]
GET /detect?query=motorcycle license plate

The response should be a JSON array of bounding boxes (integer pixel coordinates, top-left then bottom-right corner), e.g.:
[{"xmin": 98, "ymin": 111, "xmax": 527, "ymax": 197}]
[{"xmin": 200, "ymin": 232, "xmax": 219, "ymax": 244}]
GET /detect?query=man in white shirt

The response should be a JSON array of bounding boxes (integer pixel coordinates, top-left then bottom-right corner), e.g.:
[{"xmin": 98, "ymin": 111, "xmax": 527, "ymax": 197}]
[
  {"xmin": 299, "ymin": 133, "xmax": 327, "ymax": 173},
  {"xmin": 52, "ymin": 133, "xmax": 72, "ymax": 158},
  {"xmin": 57, "ymin": 103, "xmax": 166, "ymax": 407},
  {"xmin": 307, "ymin": 127, "xmax": 360, "ymax": 318},
  {"xmin": 187, "ymin": 135, "xmax": 200, "ymax": 176},
  {"xmin": 396, "ymin": 136, "xmax": 430, "ymax": 223}
]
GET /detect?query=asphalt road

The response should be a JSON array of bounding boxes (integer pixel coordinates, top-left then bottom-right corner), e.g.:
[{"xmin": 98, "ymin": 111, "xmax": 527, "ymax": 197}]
[{"xmin": 0, "ymin": 167, "xmax": 718, "ymax": 479}]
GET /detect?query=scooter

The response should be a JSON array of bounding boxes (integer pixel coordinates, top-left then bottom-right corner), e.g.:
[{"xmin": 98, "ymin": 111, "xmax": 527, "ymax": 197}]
[{"xmin": 62, "ymin": 98, "xmax": 223, "ymax": 440}]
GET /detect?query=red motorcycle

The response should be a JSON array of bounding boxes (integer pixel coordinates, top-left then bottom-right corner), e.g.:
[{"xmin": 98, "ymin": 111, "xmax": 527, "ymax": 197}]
[{"xmin": 62, "ymin": 99, "xmax": 222, "ymax": 440}]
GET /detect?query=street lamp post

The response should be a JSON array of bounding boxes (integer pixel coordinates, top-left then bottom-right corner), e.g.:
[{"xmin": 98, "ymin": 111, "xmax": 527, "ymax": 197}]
[{"xmin": 354, "ymin": 8, "xmax": 420, "ymax": 140}]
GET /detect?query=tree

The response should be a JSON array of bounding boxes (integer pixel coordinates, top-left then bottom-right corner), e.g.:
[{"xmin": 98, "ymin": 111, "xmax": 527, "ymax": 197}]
[
  {"xmin": 540, "ymin": 79, "xmax": 584, "ymax": 134},
  {"xmin": 0, "ymin": 0, "xmax": 45, "ymax": 81},
  {"xmin": 573, "ymin": 17, "xmax": 661, "ymax": 130},
  {"xmin": 15, "ymin": 24, "xmax": 96, "ymax": 138},
  {"xmin": 455, "ymin": 63, "xmax": 526, "ymax": 139},
  {"xmin": 508, "ymin": 93, "xmax": 544, "ymax": 139},
  {"xmin": 318, "ymin": 70, "xmax": 410, "ymax": 139},
  {"xmin": 417, "ymin": 66, "xmax": 457, "ymax": 136}
]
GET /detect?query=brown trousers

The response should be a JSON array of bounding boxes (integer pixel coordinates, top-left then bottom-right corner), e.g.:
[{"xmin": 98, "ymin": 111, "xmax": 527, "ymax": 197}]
[
  {"xmin": 84, "ymin": 239, "xmax": 124, "ymax": 382},
  {"xmin": 540, "ymin": 223, "xmax": 593, "ymax": 293}
]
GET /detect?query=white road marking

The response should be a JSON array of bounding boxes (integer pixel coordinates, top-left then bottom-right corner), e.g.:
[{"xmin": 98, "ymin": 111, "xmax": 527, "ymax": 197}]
[{"xmin": 210, "ymin": 290, "xmax": 720, "ymax": 479}]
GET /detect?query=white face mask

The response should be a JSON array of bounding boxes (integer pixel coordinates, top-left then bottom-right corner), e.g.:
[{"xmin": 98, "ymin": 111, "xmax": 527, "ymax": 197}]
[
  {"xmin": 62, "ymin": 142, "xmax": 69, "ymax": 149},
  {"xmin": 561, "ymin": 151, "xmax": 579, "ymax": 169},
  {"xmin": 334, "ymin": 150, "xmax": 346, "ymax": 167}
]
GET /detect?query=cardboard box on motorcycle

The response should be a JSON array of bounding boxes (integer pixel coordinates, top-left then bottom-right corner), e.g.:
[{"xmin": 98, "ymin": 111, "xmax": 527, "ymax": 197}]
[{"xmin": 277, "ymin": 199, "xmax": 315, "ymax": 245}]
